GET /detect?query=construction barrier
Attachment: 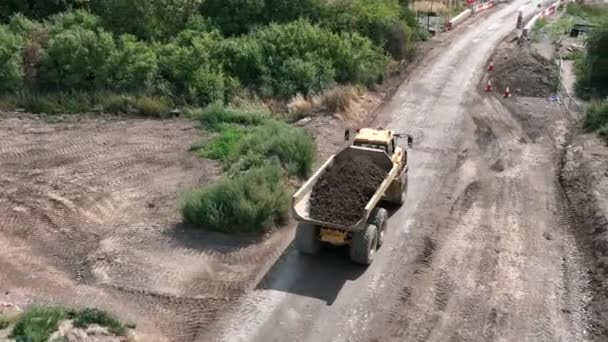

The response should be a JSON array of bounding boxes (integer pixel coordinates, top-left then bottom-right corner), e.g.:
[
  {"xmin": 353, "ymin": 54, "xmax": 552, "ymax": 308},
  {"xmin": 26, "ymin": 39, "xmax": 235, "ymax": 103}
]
[
  {"xmin": 473, "ymin": 0, "xmax": 495, "ymax": 13},
  {"xmin": 447, "ymin": 9, "xmax": 473, "ymax": 30},
  {"xmin": 522, "ymin": 0, "xmax": 563, "ymax": 36}
]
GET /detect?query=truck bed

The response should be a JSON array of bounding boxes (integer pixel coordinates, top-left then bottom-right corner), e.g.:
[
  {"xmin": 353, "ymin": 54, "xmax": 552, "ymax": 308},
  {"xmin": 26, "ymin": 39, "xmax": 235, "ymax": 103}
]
[{"xmin": 292, "ymin": 146, "xmax": 400, "ymax": 231}]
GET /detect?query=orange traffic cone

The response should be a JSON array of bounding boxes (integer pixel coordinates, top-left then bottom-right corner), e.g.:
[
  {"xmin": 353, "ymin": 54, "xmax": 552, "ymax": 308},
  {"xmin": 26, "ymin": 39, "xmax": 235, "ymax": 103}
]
[
  {"xmin": 503, "ymin": 86, "xmax": 511, "ymax": 98},
  {"xmin": 485, "ymin": 80, "xmax": 492, "ymax": 92},
  {"xmin": 488, "ymin": 62, "xmax": 494, "ymax": 71}
]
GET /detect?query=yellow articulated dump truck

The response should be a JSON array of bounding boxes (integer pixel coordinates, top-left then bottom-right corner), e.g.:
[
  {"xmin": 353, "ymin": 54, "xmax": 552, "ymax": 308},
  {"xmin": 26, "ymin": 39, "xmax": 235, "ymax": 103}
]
[{"xmin": 292, "ymin": 128, "xmax": 413, "ymax": 265}]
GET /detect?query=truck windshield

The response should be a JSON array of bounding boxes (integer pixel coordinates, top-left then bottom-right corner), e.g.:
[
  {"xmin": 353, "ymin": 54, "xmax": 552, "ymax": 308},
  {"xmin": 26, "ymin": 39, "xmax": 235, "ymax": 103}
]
[{"xmin": 354, "ymin": 142, "xmax": 387, "ymax": 152}]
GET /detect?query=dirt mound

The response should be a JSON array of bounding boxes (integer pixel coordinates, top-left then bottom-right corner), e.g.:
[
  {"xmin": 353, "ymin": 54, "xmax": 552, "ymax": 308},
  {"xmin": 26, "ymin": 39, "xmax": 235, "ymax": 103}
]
[
  {"xmin": 492, "ymin": 46, "xmax": 556, "ymax": 97},
  {"xmin": 309, "ymin": 153, "xmax": 389, "ymax": 226}
]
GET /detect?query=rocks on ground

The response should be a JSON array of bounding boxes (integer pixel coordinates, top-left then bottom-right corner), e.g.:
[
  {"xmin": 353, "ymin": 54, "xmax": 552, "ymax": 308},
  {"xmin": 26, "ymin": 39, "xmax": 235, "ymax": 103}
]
[{"xmin": 49, "ymin": 320, "xmax": 137, "ymax": 342}]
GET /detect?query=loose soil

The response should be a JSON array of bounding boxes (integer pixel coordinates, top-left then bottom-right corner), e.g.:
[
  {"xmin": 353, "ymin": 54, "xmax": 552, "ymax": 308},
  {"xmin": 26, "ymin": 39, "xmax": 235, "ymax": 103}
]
[
  {"xmin": 562, "ymin": 134, "xmax": 608, "ymax": 342},
  {"xmin": 309, "ymin": 152, "xmax": 390, "ymax": 226},
  {"xmin": 0, "ymin": 113, "xmax": 294, "ymax": 341},
  {"xmin": 491, "ymin": 41, "xmax": 557, "ymax": 97}
]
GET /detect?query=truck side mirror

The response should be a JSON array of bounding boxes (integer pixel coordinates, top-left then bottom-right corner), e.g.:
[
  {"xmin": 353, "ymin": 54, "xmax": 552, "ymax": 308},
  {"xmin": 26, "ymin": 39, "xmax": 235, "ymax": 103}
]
[
  {"xmin": 344, "ymin": 129, "xmax": 350, "ymax": 141},
  {"xmin": 407, "ymin": 135, "xmax": 413, "ymax": 148}
]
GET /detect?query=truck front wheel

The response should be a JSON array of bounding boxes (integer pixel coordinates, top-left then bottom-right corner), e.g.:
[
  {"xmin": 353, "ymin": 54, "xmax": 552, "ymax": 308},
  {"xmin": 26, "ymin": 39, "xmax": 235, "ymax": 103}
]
[
  {"xmin": 295, "ymin": 223, "xmax": 321, "ymax": 255},
  {"xmin": 349, "ymin": 224, "xmax": 378, "ymax": 266}
]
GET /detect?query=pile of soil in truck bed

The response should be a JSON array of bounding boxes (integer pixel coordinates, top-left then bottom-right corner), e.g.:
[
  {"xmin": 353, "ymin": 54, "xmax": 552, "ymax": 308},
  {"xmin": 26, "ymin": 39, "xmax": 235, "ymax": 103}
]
[{"xmin": 309, "ymin": 153, "xmax": 390, "ymax": 226}]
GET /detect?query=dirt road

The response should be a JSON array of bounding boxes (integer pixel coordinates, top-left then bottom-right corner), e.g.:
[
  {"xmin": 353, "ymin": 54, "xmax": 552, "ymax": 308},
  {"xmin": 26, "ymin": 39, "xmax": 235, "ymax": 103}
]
[{"xmin": 205, "ymin": 2, "xmax": 590, "ymax": 341}]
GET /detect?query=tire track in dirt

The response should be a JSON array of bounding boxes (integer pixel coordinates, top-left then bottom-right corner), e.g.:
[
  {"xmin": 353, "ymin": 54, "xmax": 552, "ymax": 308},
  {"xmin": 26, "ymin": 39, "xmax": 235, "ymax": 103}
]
[{"xmin": 0, "ymin": 115, "xmax": 292, "ymax": 341}]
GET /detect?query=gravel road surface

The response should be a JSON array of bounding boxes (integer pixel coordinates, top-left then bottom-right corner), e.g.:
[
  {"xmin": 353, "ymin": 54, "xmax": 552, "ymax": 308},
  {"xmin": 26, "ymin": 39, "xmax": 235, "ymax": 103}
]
[{"xmin": 203, "ymin": 2, "xmax": 589, "ymax": 341}]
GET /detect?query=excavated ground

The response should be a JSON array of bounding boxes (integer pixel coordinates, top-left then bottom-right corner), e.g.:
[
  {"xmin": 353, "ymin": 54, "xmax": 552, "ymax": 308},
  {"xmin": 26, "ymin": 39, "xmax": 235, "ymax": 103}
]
[
  {"xmin": 309, "ymin": 153, "xmax": 389, "ymax": 226},
  {"xmin": 491, "ymin": 42, "xmax": 557, "ymax": 97}
]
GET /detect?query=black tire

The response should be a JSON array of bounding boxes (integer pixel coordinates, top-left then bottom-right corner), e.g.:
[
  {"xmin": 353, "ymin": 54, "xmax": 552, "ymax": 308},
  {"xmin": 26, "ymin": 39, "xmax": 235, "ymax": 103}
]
[
  {"xmin": 295, "ymin": 223, "xmax": 321, "ymax": 255},
  {"xmin": 349, "ymin": 224, "xmax": 378, "ymax": 266},
  {"xmin": 368, "ymin": 208, "xmax": 388, "ymax": 247}
]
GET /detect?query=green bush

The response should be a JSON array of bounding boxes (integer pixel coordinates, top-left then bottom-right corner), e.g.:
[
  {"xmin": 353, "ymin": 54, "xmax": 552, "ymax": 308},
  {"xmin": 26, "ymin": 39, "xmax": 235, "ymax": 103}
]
[
  {"xmin": 201, "ymin": 0, "xmax": 266, "ymax": 36},
  {"xmin": 156, "ymin": 30, "xmax": 225, "ymax": 99},
  {"xmin": 194, "ymin": 103, "xmax": 265, "ymax": 131},
  {"xmin": 8, "ymin": 13, "xmax": 41, "ymax": 36},
  {"xmin": 111, "ymin": 35, "xmax": 158, "ymax": 91},
  {"xmin": 182, "ymin": 165, "xmax": 289, "ymax": 233},
  {"xmin": 72, "ymin": 308, "xmax": 127, "ymax": 336},
  {"xmin": 273, "ymin": 56, "xmax": 336, "ymax": 97},
  {"xmin": 197, "ymin": 118, "xmax": 314, "ymax": 178},
  {"xmin": 583, "ymin": 100, "xmax": 608, "ymax": 132},
  {"xmin": 40, "ymin": 26, "xmax": 116, "ymax": 90},
  {"xmin": 212, "ymin": 37, "xmax": 264, "ymax": 86},
  {"xmin": 89, "ymin": 0, "xmax": 201, "ymax": 40},
  {"xmin": 250, "ymin": 20, "xmax": 388, "ymax": 97},
  {"xmin": 49, "ymin": 10, "xmax": 101, "ymax": 32},
  {"xmin": 10, "ymin": 307, "xmax": 67, "ymax": 342},
  {"xmin": 0, "ymin": 26, "xmax": 23, "ymax": 92}
]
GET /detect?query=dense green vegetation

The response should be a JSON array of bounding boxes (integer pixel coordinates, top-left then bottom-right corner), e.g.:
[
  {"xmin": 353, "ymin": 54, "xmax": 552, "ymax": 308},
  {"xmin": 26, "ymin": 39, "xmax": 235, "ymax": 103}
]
[
  {"xmin": 583, "ymin": 100, "xmax": 608, "ymax": 143},
  {"xmin": 1, "ymin": 0, "xmax": 420, "ymax": 114},
  {"xmin": 2, "ymin": 1, "xmax": 420, "ymax": 232},
  {"xmin": 560, "ymin": 3, "xmax": 608, "ymax": 99},
  {"xmin": 8, "ymin": 306, "xmax": 126, "ymax": 342},
  {"xmin": 183, "ymin": 105, "xmax": 314, "ymax": 233}
]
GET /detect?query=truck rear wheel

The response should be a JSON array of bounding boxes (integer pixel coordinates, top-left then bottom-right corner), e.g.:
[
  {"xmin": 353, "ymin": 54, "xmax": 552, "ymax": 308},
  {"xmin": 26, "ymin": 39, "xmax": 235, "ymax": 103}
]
[
  {"xmin": 349, "ymin": 224, "xmax": 378, "ymax": 266},
  {"xmin": 295, "ymin": 223, "xmax": 321, "ymax": 255},
  {"xmin": 368, "ymin": 208, "xmax": 388, "ymax": 247}
]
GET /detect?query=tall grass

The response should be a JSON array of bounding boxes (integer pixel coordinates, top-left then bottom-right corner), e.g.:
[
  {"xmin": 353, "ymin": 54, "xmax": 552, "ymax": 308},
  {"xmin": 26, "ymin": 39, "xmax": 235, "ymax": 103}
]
[
  {"xmin": 192, "ymin": 105, "xmax": 314, "ymax": 178},
  {"xmin": 0, "ymin": 91, "xmax": 173, "ymax": 117},
  {"xmin": 583, "ymin": 100, "xmax": 608, "ymax": 143},
  {"xmin": 184, "ymin": 105, "xmax": 315, "ymax": 234},
  {"xmin": 583, "ymin": 100, "xmax": 608, "ymax": 132},
  {"xmin": 10, "ymin": 307, "xmax": 67, "ymax": 342},
  {"xmin": 182, "ymin": 165, "xmax": 289, "ymax": 233}
]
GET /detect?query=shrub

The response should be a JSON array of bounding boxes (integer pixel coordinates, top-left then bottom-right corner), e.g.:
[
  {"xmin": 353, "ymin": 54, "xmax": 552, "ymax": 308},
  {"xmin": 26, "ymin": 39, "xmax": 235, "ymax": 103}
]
[
  {"xmin": 8, "ymin": 13, "xmax": 41, "ymax": 36},
  {"xmin": 89, "ymin": 0, "xmax": 160, "ymax": 40},
  {"xmin": 189, "ymin": 65, "xmax": 228, "ymax": 105},
  {"xmin": 583, "ymin": 100, "xmax": 608, "ymax": 132},
  {"xmin": 212, "ymin": 37, "xmax": 264, "ymax": 86},
  {"xmin": 201, "ymin": 0, "xmax": 266, "ymax": 36},
  {"xmin": 198, "ymin": 119, "xmax": 314, "ymax": 178},
  {"xmin": 250, "ymin": 20, "xmax": 388, "ymax": 97},
  {"xmin": 49, "ymin": 10, "xmax": 101, "ymax": 32},
  {"xmin": 10, "ymin": 307, "xmax": 67, "ymax": 342},
  {"xmin": 0, "ymin": 26, "xmax": 23, "ymax": 92},
  {"xmin": 156, "ymin": 31, "xmax": 223, "ymax": 96},
  {"xmin": 194, "ymin": 103, "xmax": 265, "ymax": 131},
  {"xmin": 111, "ymin": 35, "xmax": 158, "ymax": 91},
  {"xmin": 72, "ymin": 308, "xmax": 127, "ymax": 336},
  {"xmin": 272, "ymin": 56, "xmax": 336, "ymax": 98},
  {"xmin": 182, "ymin": 165, "xmax": 289, "ymax": 233},
  {"xmin": 40, "ymin": 27, "xmax": 116, "ymax": 90}
]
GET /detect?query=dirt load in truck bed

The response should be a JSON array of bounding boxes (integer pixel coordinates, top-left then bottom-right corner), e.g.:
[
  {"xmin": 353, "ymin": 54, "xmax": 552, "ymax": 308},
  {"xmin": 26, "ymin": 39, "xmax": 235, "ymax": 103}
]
[{"xmin": 309, "ymin": 152, "xmax": 390, "ymax": 226}]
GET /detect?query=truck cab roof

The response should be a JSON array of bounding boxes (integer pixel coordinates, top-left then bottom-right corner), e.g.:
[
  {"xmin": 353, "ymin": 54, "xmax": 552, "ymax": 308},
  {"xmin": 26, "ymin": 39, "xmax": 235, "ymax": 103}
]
[{"xmin": 353, "ymin": 128, "xmax": 393, "ymax": 145}]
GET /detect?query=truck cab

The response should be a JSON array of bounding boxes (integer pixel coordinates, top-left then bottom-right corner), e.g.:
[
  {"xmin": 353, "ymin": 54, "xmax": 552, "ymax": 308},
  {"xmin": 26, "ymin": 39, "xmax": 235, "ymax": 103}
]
[{"xmin": 351, "ymin": 128, "xmax": 409, "ymax": 167}]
